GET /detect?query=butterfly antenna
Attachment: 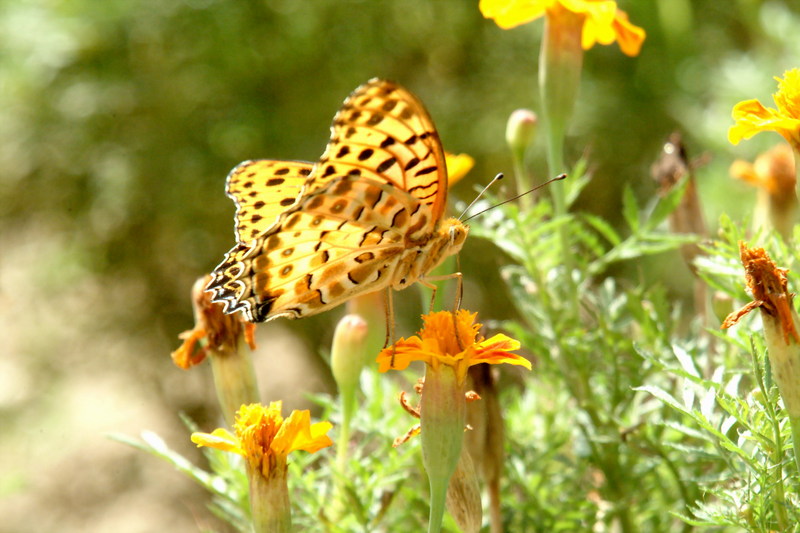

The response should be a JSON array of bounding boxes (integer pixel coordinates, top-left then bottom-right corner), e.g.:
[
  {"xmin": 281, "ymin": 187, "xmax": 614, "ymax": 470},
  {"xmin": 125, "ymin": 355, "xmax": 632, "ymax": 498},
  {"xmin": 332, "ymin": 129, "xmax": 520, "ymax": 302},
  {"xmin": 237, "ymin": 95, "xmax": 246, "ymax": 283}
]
[
  {"xmin": 458, "ymin": 173, "xmax": 505, "ymax": 221},
  {"xmin": 463, "ymin": 173, "xmax": 567, "ymax": 222}
]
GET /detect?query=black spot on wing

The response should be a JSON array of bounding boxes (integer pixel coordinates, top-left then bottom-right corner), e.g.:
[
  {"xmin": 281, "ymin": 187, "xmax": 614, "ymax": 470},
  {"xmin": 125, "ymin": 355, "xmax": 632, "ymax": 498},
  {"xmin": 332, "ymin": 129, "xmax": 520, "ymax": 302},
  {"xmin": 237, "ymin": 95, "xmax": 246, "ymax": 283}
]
[{"xmin": 376, "ymin": 157, "xmax": 396, "ymax": 173}]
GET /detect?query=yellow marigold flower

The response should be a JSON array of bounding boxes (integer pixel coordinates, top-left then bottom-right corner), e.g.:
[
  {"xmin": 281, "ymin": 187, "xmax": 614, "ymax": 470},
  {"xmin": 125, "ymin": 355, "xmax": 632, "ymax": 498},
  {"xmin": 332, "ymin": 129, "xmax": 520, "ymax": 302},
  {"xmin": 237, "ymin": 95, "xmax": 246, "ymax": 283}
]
[
  {"xmin": 730, "ymin": 143, "xmax": 796, "ymax": 196},
  {"xmin": 729, "ymin": 69, "xmax": 800, "ymax": 152},
  {"xmin": 445, "ymin": 152, "xmax": 475, "ymax": 186},
  {"xmin": 191, "ymin": 402, "xmax": 333, "ymax": 478},
  {"xmin": 193, "ymin": 402, "xmax": 332, "ymax": 532},
  {"xmin": 479, "ymin": 0, "xmax": 645, "ymax": 56},
  {"xmin": 377, "ymin": 310, "xmax": 529, "ymax": 381}
]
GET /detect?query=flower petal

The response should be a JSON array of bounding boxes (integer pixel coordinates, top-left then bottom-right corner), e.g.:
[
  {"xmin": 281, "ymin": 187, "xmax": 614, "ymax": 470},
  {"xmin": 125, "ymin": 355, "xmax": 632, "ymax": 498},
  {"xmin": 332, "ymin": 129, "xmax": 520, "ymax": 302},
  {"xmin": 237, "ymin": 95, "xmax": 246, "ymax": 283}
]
[
  {"xmin": 377, "ymin": 336, "xmax": 426, "ymax": 371},
  {"xmin": 273, "ymin": 409, "xmax": 334, "ymax": 455},
  {"xmin": 191, "ymin": 428, "xmax": 245, "ymax": 455},
  {"xmin": 612, "ymin": 10, "xmax": 646, "ymax": 56},
  {"xmin": 480, "ymin": 0, "xmax": 548, "ymax": 29},
  {"xmin": 445, "ymin": 152, "xmax": 475, "ymax": 185}
]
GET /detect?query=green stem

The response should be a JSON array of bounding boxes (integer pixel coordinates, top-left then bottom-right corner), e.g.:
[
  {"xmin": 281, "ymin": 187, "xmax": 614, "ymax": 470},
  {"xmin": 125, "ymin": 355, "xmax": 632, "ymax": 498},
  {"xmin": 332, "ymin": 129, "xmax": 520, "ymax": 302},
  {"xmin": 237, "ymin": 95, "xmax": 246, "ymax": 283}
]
[
  {"xmin": 752, "ymin": 338, "xmax": 790, "ymax": 528},
  {"xmin": 427, "ymin": 474, "xmax": 448, "ymax": 533},
  {"xmin": 209, "ymin": 337, "xmax": 260, "ymax": 427},
  {"xmin": 538, "ymin": 10, "xmax": 583, "ymax": 282},
  {"xmin": 512, "ymin": 155, "xmax": 533, "ymax": 211},
  {"xmin": 336, "ymin": 386, "xmax": 355, "ymax": 472},
  {"xmin": 420, "ymin": 365, "xmax": 465, "ymax": 533},
  {"xmin": 791, "ymin": 415, "xmax": 800, "ymax": 483}
]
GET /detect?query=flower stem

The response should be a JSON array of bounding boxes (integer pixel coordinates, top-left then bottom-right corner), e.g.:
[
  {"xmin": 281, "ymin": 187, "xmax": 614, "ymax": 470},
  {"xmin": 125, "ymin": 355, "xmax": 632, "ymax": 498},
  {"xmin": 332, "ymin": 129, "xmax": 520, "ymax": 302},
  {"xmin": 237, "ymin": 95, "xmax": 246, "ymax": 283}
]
[
  {"xmin": 247, "ymin": 467, "xmax": 292, "ymax": 533},
  {"xmin": 538, "ymin": 8, "xmax": 583, "ymax": 271},
  {"xmin": 210, "ymin": 338, "xmax": 260, "ymax": 427},
  {"xmin": 427, "ymin": 474, "xmax": 448, "ymax": 533},
  {"xmin": 538, "ymin": 8, "xmax": 582, "ymax": 201},
  {"xmin": 791, "ymin": 415, "xmax": 800, "ymax": 480},
  {"xmin": 512, "ymin": 157, "xmax": 533, "ymax": 212},
  {"xmin": 420, "ymin": 364, "xmax": 465, "ymax": 533}
]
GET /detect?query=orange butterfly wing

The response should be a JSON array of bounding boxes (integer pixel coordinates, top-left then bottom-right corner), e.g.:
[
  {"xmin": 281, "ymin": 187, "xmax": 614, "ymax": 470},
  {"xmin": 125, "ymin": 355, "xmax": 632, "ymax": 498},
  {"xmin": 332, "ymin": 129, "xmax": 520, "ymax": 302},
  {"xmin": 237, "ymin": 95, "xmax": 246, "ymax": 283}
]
[
  {"xmin": 207, "ymin": 79, "xmax": 458, "ymax": 322},
  {"xmin": 310, "ymin": 79, "xmax": 449, "ymax": 221}
]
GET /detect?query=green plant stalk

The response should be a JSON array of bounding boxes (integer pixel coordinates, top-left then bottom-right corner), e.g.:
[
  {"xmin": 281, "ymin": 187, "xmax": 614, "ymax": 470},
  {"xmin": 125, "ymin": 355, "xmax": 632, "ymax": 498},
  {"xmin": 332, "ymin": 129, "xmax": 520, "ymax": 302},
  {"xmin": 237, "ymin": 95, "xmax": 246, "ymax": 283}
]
[
  {"xmin": 420, "ymin": 364, "xmax": 465, "ymax": 533},
  {"xmin": 209, "ymin": 337, "xmax": 260, "ymax": 427},
  {"xmin": 538, "ymin": 9, "xmax": 582, "ymax": 271},
  {"xmin": 791, "ymin": 415, "xmax": 800, "ymax": 477},
  {"xmin": 247, "ymin": 467, "xmax": 292, "ymax": 533},
  {"xmin": 512, "ymin": 150, "xmax": 533, "ymax": 212},
  {"xmin": 538, "ymin": 12, "xmax": 586, "ymax": 301},
  {"xmin": 752, "ymin": 335, "xmax": 790, "ymax": 528},
  {"xmin": 762, "ymin": 311, "xmax": 800, "ymax": 473}
]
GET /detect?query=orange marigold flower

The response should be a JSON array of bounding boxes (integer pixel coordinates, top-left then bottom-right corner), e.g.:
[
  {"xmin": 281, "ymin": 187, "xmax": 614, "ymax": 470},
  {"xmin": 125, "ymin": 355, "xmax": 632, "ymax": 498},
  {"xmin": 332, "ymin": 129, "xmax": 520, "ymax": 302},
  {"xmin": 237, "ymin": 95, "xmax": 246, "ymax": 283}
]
[
  {"xmin": 728, "ymin": 69, "xmax": 800, "ymax": 152},
  {"xmin": 191, "ymin": 402, "xmax": 333, "ymax": 478},
  {"xmin": 172, "ymin": 274, "xmax": 256, "ymax": 369},
  {"xmin": 479, "ymin": 0, "xmax": 645, "ymax": 56},
  {"xmin": 730, "ymin": 143, "xmax": 796, "ymax": 197},
  {"xmin": 377, "ymin": 310, "xmax": 530, "ymax": 382}
]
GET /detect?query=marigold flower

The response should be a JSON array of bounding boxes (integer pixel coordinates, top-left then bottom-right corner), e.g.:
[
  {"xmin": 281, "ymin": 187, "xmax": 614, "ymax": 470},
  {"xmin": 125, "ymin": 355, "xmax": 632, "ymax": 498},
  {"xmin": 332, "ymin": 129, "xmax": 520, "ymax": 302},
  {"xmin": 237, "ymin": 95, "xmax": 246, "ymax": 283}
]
[
  {"xmin": 173, "ymin": 275, "xmax": 259, "ymax": 426},
  {"xmin": 729, "ymin": 69, "xmax": 800, "ymax": 152},
  {"xmin": 192, "ymin": 402, "xmax": 332, "ymax": 533},
  {"xmin": 730, "ymin": 143, "xmax": 797, "ymax": 239},
  {"xmin": 172, "ymin": 274, "xmax": 256, "ymax": 369},
  {"xmin": 378, "ymin": 310, "xmax": 527, "ymax": 533},
  {"xmin": 722, "ymin": 243, "xmax": 800, "ymax": 423},
  {"xmin": 377, "ymin": 310, "xmax": 530, "ymax": 382},
  {"xmin": 480, "ymin": 0, "xmax": 645, "ymax": 56},
  {"xmin": 192, "ymin": 402, "xmax": 333, "ymax": 477}
]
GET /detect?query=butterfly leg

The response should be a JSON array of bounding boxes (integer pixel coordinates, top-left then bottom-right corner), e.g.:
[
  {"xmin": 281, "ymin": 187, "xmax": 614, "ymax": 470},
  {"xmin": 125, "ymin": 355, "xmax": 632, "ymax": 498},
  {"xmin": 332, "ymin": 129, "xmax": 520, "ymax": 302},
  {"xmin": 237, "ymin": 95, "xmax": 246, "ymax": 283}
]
[
  {"xmin": 384, "ymin": 288, "xmax": 401, "ymax": 368},
  {"xmin": 419, "ymin": 272, "xmax": 465, "ymax": 350},
  {"xmin": 420, "ymin": 271, "xmax": 463, "ymax": 312}
]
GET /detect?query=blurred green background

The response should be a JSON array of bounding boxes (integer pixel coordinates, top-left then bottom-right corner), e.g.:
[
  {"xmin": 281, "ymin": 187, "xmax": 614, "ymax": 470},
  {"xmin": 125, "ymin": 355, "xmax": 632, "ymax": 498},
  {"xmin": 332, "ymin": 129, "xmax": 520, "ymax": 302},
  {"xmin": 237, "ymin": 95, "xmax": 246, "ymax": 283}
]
[{"xmin": 1, "ymin": 0, "xmax": 798, "ymax": 531}]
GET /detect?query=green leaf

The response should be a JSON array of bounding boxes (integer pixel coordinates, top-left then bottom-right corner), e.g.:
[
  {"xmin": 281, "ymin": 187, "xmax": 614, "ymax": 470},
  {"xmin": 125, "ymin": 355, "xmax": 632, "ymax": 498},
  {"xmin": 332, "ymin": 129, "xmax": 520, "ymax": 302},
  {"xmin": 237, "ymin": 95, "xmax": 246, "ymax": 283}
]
[
  {"xmin": 642, "ymin": 174, "xmax": 690, "ymax": 233},
  {"xmin": 582, "ymin": 213, "xmax": 621, "ymax": 246},
  {"xmin": 622, "ymin": 184, "xmax": 640, "ymax": 232}
]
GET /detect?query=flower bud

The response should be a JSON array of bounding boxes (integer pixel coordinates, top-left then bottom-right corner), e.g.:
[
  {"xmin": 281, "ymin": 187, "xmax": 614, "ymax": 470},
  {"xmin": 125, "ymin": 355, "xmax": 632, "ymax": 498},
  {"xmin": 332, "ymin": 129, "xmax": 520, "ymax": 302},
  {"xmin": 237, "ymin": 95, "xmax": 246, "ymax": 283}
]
[
  {"xmin": 331, "ymin": 314, "xmax": 370, "ymax": 391},
  {"xmin": 505, "ymin": 109, "xmax": 538, "ymax": 159}
]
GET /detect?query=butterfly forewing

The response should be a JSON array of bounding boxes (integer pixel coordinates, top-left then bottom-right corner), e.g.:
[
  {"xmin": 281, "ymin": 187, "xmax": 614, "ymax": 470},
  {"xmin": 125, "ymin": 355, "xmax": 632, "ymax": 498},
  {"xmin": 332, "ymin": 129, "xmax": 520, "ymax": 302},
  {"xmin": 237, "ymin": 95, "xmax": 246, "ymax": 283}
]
[
  {"xmin": 226, "ymin": 160, "xmax": 312, "ymax": 242},
  {"xmin": 311, "ymin": 79, "xmax": 448, "ymax": 222}
]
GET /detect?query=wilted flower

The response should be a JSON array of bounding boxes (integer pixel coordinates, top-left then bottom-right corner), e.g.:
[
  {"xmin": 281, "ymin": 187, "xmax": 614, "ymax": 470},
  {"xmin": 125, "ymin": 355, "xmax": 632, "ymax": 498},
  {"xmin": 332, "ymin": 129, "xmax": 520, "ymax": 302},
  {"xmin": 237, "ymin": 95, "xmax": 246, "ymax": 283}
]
[{"xmin": 722, "ymin": 243, "xmax": 800, "ymax": 418}]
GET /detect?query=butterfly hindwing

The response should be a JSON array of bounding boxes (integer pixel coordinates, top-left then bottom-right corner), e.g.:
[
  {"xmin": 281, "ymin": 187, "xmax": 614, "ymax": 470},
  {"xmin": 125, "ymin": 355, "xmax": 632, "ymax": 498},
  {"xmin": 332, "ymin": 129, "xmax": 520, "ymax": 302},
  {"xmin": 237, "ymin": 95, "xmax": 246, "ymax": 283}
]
[{"xmin": 210, "ymin": 175, "xmax": 426, "ymax": 321}]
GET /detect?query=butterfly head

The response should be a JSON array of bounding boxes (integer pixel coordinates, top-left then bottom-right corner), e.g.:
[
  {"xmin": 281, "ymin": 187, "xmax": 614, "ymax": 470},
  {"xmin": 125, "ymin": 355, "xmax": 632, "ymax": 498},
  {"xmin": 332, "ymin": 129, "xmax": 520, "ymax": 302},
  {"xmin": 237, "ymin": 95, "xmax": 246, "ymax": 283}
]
[{"xmin": 442, "ymin": 217, "xmax": 469, "ymax": 256}]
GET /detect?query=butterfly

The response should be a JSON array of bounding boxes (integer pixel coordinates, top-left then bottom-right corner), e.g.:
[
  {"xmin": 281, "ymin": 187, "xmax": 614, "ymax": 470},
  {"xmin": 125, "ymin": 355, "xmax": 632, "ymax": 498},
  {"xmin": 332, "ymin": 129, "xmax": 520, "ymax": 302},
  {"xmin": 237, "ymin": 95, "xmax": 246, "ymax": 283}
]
[{"xmin": 206, "ymin": 79, "xmax": 468, "ymax": 323}]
